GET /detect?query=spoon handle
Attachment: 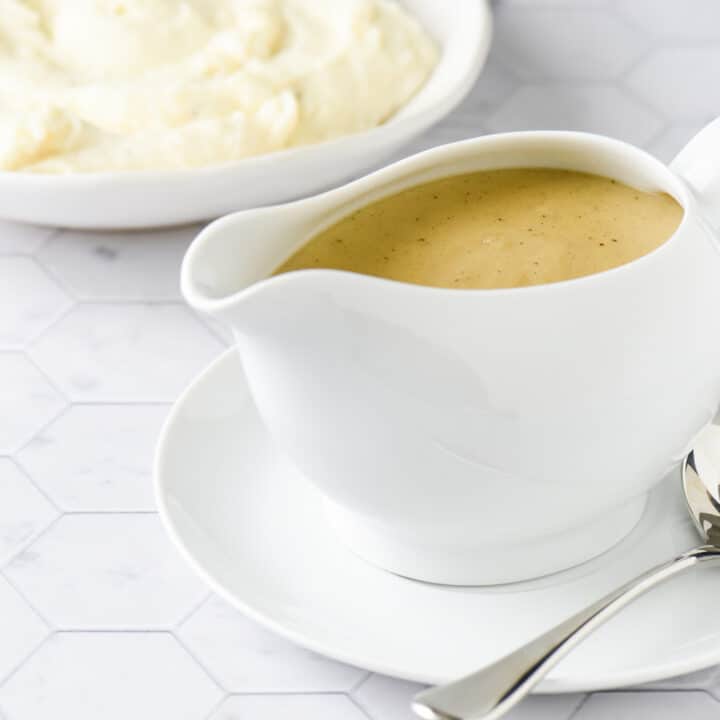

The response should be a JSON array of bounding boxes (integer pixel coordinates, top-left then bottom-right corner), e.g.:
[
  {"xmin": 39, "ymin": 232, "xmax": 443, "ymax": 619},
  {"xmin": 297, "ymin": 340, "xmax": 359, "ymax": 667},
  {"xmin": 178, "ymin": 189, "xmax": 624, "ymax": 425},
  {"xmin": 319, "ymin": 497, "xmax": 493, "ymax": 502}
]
[{"xmin": 412, "ymin": 545, "xmax": 720, "ymax": 720}]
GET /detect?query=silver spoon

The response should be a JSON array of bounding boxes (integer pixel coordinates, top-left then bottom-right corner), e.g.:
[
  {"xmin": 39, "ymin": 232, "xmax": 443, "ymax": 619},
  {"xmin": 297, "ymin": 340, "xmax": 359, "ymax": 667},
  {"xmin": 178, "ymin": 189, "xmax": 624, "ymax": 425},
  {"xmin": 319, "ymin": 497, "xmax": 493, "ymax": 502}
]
[{"xmin": 412, "ymin": 449, "xmax": 720, "ymax": 720}]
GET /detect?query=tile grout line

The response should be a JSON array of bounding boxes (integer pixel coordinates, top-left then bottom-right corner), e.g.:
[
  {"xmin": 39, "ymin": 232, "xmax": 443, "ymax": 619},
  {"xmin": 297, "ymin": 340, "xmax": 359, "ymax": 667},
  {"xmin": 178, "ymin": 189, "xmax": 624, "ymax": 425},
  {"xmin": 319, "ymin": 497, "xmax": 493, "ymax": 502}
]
[
  {"xmin": 51, "ymin": 297, "xmax": 188, "ymax": 306},
  {"xmin": 602, "ymin": 6, "xmax": 655, "ymax": 45},
  {"xmin": 641, "ymin": 120, "xmax": 673, "ymax": 156},
  {"xmin": 47, "ymin": 295, "xmax": 187, "ymax": 305},
  {"xmin": 215, "ymin": 690, "xmax": 364, "ymax": 697},
  {"xmin": 346, "ymin": 691, "xmax": 377, "ymax": 720},
  {"xmin": 18, "ymin": 351, "xmax": 71, "ymax": 404},
  {"xmin": 594, "ymin": 687, "xmax": 720, "ymax": 698},
  {"xmin": 5, "ymin": 456, "xmax": 63, "ymax": 517},
  {"xmin": 201, "ymin": 692, "xmax": 230, "ymax": 720},
  {"xmin": 617, "ymin": 82, "xmax": 674, "ymax": 129},
  {"xmin": 59, "ymin": 509, "xmax": 159, "ymax": 516},
  {"xmin": 171, "ymin": 632, "xmax": 228, "ymax": 695},
  {"xmin": 173, "ymin": 591, "xmax": 213, "ymax": 630},
  {"xmin": 49, "ymin": 628, "xmax": 181, "ymax": 634},
  {"xmin": 197, "ymin": 316, "xmax": 233, "ymax": 348},
  {"xmin": 567, "ymin": 692, "xmax": 591, "ymax": 720},
  {"xmin": 348, "ymin": 671, "xmax": 373, "ymax": 696},
  {"xmin": 0, "ymin": 630, "xmax": 55, "ymax": 693},
  {"xmin": 70, "ymin": 399, "xmax": 176, "ymax": 407},
  {"xmin": 0, "ymin": 513, "xmax": 64, "ymax": 573},
  {"xmin": 30, "ymin": 227, "xmax": 63, "ymax": 257},
  {"xmin": 0, "ymin": 568, "xmax": 56, "ymax": 630},
  {"xmin": 8, "ymin": 401, "xmax": 72, "ymax": 460},
  {"xmin": 65, "ymin": 400, "xmax": 174, "ymax": 407},
  {"xmin": 14, "ymin": 297, "xmax": 78, "ymax": 351},
  {"xmin": 31, "ymin": 249, "xmax": 81, "ymax": 303}
]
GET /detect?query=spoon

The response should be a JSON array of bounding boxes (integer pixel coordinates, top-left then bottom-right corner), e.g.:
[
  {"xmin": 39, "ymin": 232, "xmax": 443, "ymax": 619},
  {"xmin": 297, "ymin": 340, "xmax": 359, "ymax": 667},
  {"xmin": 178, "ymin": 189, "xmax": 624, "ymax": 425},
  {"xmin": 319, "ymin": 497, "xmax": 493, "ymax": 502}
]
[{"xmin": 412, "ymin": 450, "xmax": 720, "ymax": 720}]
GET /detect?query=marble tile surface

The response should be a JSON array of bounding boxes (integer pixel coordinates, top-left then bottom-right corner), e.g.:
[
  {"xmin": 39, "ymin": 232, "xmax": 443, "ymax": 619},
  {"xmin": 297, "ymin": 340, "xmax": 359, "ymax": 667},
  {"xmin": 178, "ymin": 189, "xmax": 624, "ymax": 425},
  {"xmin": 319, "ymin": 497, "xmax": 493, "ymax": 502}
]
[
  {"xmin": 353, "ymin": 673, "xmax": 586, "ymax": 720},
  {"xmin": 178, "ymin": 596, "xmax": 367, "ymax": 693},
  {"xmin": 0, "ymin": 633, "xmax": 222, "ymax": 720},
  {"xmin": 5, "ymin": 514, "xmax": 207, "ymax": 629},
  {"xmin": 0, "ymin": 459, "xmax": 57, "ymax": 564},
  {"xmin": 0, "ymin": 576, "xmax": 49, "ymax": 681},
  {"xmin": 36, "ymin": 225, "xmax": 202, "ymax": 301},
  {"xmin": 208, "ymin": 694, "xmax": 369, "ymax": 720},
  {"xmin": 0, "ymin": 354, "xmax": 66, "ymax": 454},
  {"xmin": 1, "ymin": 1, "xmax": 720, "ymax": 718},
  {"xmin": 17, "ymin": 405, "xmax": 168, "ymax": 511},
  {"xmin": 29, "ymin": 304, "xmax": 224, "ymax": 401},
  {"xmin": 0, "ymin": 223, "xmax": 53, "ymax": 256},
  {"xmin": 0, "ymin": 258, "xmax": 72, "ymax": 348}
]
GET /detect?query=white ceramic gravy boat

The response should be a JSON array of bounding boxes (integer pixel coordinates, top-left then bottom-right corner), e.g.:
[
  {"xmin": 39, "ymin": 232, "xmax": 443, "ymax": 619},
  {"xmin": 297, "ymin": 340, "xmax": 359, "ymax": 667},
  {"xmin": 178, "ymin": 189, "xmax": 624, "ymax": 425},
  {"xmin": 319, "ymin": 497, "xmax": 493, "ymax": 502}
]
[{"xmin": 182, "ymin": 122, "xmax": 720, "ymax": 585}]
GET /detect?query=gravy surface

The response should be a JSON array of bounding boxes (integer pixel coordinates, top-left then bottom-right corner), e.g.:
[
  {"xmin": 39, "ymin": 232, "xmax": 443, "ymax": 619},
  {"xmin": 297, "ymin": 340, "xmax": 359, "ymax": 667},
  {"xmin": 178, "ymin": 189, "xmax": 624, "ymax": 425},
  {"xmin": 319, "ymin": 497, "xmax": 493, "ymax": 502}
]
[{"xmin": 273, "ymin": 168, "xmax": 683, "ymax": 289}]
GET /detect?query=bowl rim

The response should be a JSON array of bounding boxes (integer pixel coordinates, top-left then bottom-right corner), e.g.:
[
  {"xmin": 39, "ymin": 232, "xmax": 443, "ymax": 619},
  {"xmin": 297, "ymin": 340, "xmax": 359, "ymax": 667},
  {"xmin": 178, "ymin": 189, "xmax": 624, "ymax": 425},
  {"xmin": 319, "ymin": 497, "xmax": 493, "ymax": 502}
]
[{"xmin": 0, "ymin": 0, "xmax": 492, "ymax": 190}]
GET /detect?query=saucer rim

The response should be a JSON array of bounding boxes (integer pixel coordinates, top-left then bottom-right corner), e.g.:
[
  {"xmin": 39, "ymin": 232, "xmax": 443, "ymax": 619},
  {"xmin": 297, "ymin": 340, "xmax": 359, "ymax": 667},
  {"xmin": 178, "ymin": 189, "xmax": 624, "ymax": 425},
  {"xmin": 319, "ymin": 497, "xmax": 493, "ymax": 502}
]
[{"xmin": 154, "ymin": 348, "xmax": 720, "ymax": 692}]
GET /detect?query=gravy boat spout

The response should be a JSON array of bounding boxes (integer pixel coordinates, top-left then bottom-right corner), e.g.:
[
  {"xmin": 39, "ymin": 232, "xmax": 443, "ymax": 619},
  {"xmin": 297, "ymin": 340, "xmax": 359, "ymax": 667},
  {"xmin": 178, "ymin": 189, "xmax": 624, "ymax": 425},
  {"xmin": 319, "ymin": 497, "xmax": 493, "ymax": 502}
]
[
  {"xmin": 182, "ymin": 132, "xmax": 720, "ymax": 586},
  {"xmin": 181, "ymin": 199, "xmax": 326, "ymax": 331}
]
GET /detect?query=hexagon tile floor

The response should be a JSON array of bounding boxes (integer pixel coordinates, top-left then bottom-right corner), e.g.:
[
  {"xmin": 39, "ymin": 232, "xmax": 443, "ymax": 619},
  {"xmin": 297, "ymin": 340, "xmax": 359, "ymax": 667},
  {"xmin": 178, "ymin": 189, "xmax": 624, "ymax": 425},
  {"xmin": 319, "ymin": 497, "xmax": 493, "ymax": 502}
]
[{"xmin": 3, "ymin": 1, "xmax": 720, "ymax": 718}]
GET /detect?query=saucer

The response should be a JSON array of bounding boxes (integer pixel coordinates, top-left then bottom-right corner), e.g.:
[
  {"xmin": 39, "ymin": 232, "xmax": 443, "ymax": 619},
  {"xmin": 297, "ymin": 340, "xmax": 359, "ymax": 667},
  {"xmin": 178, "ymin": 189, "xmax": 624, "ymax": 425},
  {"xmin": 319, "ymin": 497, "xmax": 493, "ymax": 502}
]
[{"xmin": 155, "ymin": 348, "xmax": 720, "ymax": 692}]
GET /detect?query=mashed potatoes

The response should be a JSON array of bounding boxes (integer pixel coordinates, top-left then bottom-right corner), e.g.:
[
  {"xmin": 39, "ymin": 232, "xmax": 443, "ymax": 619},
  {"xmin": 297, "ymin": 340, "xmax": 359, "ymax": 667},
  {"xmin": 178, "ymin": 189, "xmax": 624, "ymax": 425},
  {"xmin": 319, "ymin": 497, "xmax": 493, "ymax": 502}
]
[{"xmin": 0, "ymin": 0, "xmax": 437, "ymax": 172}]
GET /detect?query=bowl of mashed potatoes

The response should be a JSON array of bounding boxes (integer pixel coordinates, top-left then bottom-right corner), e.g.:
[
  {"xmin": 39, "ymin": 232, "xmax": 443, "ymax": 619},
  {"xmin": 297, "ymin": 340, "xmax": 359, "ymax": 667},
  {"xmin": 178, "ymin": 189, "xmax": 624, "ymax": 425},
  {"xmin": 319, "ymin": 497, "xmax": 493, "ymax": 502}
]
[{"xmin": 0, "ymin": 0, "xmax": 491, "ymax": 228}]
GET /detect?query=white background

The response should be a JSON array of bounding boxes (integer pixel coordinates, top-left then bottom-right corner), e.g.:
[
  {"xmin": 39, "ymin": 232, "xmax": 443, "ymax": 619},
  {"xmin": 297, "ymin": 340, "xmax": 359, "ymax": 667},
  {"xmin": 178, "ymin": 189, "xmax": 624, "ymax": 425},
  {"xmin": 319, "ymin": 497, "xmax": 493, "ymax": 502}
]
[{"xmin": 2, "ymin": 1, "xmax": 720, "ymax": 718}]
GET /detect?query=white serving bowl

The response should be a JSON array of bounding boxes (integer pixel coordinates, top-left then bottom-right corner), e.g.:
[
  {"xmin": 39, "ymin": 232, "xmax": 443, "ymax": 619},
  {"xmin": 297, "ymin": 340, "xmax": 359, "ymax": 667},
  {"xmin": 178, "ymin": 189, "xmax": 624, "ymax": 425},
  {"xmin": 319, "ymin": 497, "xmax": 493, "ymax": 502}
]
[{"xmin": 0, "ymin": 0, "xmax": 491, "ymax": 229}]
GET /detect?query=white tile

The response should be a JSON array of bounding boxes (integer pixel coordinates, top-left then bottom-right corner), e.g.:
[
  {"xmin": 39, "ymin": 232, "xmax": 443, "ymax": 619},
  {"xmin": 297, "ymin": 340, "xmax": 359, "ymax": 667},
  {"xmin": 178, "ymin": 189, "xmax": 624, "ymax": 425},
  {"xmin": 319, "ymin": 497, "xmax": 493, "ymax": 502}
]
[
  {"xmin": 353, "ymin": 674, "xmax": 426, "ymax": 720},
  {"xmin": 36, "ymin": 225, "xmax": 202, "ymax": 300},
  {"xmin": 0, "ymin": 354, "xmax": 66, "ymax": 454},
  {"xmin": 404, "ymin": 123, "xmax": 489, "ymax": 156},
  {"xmin": 457, "ymin": 56, "xmax": 520, "ymax": 114},
  {"xmin": 401, "ymin": 57, "xmax": 518, "ymax": 155},
  {"xmin": 709, "ymin": 676, "xmax": 720, "ymax": 701},
  {"xmin": 0, "ymin": 257, "xmax": 73, "ymax": 348},
  {"xmin": 353, "ymin": 674, "xmax": 584, "ymax": 720},
  {"xmin": 647, "ymin": 124, "xmax": 706, "ymax": 163},
  {"xmin": 626, "ymin": 48, "xmax": 720, "ymax": 121},
  {"xmin": 486, "ymin": 85, "xmax": 663, "ymax": 146},
  {"xmin": 17, "ymin": 405, "xmax": 169, "ymax": 511},
  {"xmin": 30, "ymin": 304, "xmax": 224, "ymax": 401},
  {"xmin": 503, "ymin": 0, "xmax": 608, "ymax": 5},
  {"xmin": 209, "ymin": 695, "xmax": 367, "ymax": 720},
  {"xmin": 637, "ymin": 666, "xmax": 720, "ymax": 694},
  {"xmin": 0, "ymin": 222, "xmax": 53, "ymax": 255},
  {"xmin": 619, "ymin": 0, "xmax": 720, "ymax": 40},
  {"xmin": 502, "ymin": 694, "xmax": 587, "ymax": 720},
  {"xmin": 0, "ymin": 459, "xmax": 57, "ymax": 564},
  {"xmin": 0, "ymin": 576, "xmax": 48, "ymax": 682},
  {"xmin": 493, "ymin": 6, "xmax": 646, "ymax": 80},
  {"xmin": 4, "ymin": 514, "xmax": 207, "ymax": 628},
  {"xmin": 574, "ymin": 691, "xmax": 720, "ymax": 719},
  {"xmin": 197, "ymin": 312, "xmax": 235, "ymax": 347},
  {"xmin": 179, "ymin": 595, "xmax": 366, "ymax": 692},
  {"xmin": 0, "ymin": 632, "xmax": 222, "ymax": 720}
]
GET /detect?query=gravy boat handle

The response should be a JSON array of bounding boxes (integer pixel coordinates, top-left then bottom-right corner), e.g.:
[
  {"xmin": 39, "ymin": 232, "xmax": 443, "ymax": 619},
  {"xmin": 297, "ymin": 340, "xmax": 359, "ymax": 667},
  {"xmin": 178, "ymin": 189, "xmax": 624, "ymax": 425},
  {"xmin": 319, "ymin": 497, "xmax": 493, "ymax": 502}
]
[
  {"xmin": 670, "ymin": 116, "xmax": 720, "ymax": 229},
  {"xmin": 412, "ymin": 117, "xmax": 720, "ymax": 720}
]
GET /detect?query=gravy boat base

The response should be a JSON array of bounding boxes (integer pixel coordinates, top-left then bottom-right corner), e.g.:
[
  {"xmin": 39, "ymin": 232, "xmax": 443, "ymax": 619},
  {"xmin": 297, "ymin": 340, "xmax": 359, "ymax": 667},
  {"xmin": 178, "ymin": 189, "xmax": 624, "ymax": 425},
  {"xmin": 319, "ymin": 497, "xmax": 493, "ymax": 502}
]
[
  {"xmin": 324, "ymin": 493, "xmax": 647, "ymax": 585},
  {"xmin": 155, "ymin": 348, "xmax": 720, "ymax": 688}
]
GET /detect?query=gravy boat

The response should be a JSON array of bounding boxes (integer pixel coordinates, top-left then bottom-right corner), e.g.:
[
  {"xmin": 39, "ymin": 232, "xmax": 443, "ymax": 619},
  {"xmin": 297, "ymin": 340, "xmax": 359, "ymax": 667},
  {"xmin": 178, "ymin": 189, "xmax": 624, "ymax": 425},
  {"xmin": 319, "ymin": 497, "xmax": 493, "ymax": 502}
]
[{"xmin": 182, "ymin": 122, "xmax": 720, "ymax": 585}]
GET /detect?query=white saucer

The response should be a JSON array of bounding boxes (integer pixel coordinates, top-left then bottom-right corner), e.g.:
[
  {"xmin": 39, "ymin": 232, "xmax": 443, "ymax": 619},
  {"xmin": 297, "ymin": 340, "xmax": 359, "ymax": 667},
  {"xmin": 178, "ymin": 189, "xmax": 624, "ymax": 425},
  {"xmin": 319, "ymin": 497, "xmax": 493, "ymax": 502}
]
[{"xmin": 155, "ymin": 348, "xmax": 720, "ymax": 692}]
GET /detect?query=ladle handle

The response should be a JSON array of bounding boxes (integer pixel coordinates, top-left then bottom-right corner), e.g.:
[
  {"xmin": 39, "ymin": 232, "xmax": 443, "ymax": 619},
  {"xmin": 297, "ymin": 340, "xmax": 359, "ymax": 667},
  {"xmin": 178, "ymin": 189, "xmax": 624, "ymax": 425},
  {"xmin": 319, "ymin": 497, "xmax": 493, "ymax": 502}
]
[{"xmin": 412, "ymin": 545, "xmax": 720, "ymax": 720}]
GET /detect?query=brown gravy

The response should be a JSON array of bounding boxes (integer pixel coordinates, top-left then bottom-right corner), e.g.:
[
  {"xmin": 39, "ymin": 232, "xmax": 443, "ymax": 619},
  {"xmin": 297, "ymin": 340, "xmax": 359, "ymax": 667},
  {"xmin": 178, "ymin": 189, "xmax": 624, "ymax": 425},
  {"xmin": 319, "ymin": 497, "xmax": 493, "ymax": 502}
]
[{"xmin": 273, "ymin": 168, "xmax": 683, "ymax": 289}]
